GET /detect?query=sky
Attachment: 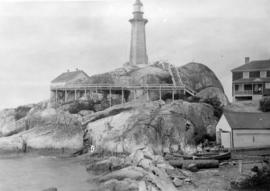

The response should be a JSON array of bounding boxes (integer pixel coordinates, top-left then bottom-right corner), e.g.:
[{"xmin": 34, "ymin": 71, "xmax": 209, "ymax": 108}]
[{"xmin": 0, "ymin": 0, "xmax": 269, "ymax": 109}]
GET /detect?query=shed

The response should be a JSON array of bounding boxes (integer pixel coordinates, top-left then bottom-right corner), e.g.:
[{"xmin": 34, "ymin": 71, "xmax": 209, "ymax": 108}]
[
  {"xmin": 221, "ymin": 109, "xmax": 270, "ymax": 149},
  {"xmin": 216, "ymin": 115, "xmax": 232, "ymax": 148}
]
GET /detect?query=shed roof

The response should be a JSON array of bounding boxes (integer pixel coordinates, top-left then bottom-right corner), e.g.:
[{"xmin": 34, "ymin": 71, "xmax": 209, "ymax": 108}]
[
  {"xmin": 224, "ymin": 109, "xmax": 270, "ymax": 130},
  {"xmin": 51, "ymin": 70, "xmax": 90, "ymax": 83},
  {"xmin": 232, "ymin": 60, "xmax": 270, "ymax": 72}
]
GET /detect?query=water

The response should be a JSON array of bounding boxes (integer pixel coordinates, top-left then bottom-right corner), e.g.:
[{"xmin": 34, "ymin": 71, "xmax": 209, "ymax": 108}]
[{"xmin": 0, "ymin": 153, "xmax": 94, "ymax": 191}]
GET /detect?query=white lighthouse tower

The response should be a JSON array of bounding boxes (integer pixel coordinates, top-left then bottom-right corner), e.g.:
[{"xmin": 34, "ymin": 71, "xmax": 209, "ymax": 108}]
[{"xmin": 129, "ymin": 0, "xmax": 148, "ymax": 66}]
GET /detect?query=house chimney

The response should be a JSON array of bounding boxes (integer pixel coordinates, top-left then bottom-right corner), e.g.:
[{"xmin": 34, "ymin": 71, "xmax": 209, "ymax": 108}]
[
  {"xmin": 67, "ymin": 69, "xmax": 70, "ymax": 72},
  {"xmin": 76, "ymin": 68, "xmax": 79, "ymax": 71},
  {"xmin": 245, "ymin": 57, "xmax": 250, "ymax": 64}
]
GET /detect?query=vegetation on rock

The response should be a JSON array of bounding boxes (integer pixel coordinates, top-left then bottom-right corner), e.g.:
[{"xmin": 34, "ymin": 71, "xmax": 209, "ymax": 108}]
[
  {"xmin": 259, "ymin": 97, "xmax": 270, "ymax": 112},
  {"xmin": 68, "ymin": 100, "xmax": 95, "ymax": 114},
  {"xmin": 202, "ymin": 96, "xmax": 223, "ymax": 118},
  {"xmin": 14, "ymin": 106, "xmax": 31, "ymax": 120}
]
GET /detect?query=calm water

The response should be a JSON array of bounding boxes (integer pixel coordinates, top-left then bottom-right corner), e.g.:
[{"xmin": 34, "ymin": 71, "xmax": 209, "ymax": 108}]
[{"xmin": 0, "ymin": 153, "xmax": 94, "ymax": 191}]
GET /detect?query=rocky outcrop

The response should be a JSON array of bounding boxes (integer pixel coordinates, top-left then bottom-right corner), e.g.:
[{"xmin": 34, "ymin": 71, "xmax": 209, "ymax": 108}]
[
  {"xmin": 197, "ymin": 87, "xmax": 228, "ymax": 106},
  {"xmin": 0, "ymin": 109, "xmax": 25, "ymax": 137},
  {"xmin": 0, "ymin": 62, "xmax": 226, "ymax": 154},
  {"xmin": 178, "ymin": 62, "xmax": 224, "ymax": 92},
  {"xmin": 84, "ymin": 62, "xmax": 227, "ymax": 105},
  {"xmin": 88, "ymin": 147, "xmax": 183, "ymax": 191},
  {"xmin": 87, "ymin": 65, "xmax": 171, "ymax": 86},
  {"xmin": 85, "ymin": 100, "xmax": 218, "ymax": 155},
  {"xmin": 0, "ymin": 103, "xmax": 83, "ymax": 152}
]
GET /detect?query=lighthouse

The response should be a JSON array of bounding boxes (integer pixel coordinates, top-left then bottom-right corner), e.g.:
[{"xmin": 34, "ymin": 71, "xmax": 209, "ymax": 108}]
[{"xmin": 129, "ymin": 0, "xmax": 148, "ymax": 66}]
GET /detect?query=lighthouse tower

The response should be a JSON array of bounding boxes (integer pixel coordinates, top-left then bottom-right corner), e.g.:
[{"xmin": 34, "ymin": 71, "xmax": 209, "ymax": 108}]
[{"xmin": 129, "ymin": 0, "xmax": 148, "ymax": 66}]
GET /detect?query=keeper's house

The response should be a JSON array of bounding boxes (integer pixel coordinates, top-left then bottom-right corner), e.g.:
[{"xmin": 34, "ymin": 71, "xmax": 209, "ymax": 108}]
[
  {"xmin": 218, "ymin": 110, "xmax": 270, "ymax": 149},
  {"xmin": 51, "ymin": 69, "xmax": 90, "ymax": 88},
  {"xmin": 232, "ymin": 58, "xmax": 270, "ymax": 102}
]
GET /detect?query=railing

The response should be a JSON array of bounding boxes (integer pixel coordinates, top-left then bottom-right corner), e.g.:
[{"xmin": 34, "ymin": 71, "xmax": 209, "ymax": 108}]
[
  {"xmin": 234, "ymin": 90, "xmax": 253, "ymax": 95},
  {"xmin": 50, "ymin": 83, "xmax": 186, "ymax": 91}
]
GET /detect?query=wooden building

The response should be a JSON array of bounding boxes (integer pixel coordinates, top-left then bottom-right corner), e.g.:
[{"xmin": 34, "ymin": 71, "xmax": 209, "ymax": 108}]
[
  {"xmin": 50, "ymin": 69, "xmax": 91, "ymax": 104},
  {"xmin": 218, "ymin": 109, "xmax": 270, "ymax": 149},
  {"xmin": 232, "ymin": 58, "xmax": 270, "ymax": 102},
  {"xmin": 51, "ymin": 69, "xmax": 90, "ymax": 88}
]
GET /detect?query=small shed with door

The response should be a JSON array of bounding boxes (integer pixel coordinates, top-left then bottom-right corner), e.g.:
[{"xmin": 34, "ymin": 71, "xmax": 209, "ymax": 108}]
[{"xmin": 219, "ymin": 109, "xmax": 270, "ymax": 149}]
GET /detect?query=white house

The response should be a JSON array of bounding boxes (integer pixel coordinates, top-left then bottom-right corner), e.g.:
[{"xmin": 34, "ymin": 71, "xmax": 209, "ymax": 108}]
[{"xmin": 217, "ymin": 109, "xmax": 270, "ymax": 149}]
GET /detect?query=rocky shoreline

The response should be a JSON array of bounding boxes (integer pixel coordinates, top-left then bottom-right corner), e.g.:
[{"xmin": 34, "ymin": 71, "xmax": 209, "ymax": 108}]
[{"xmin": 0, "ymin": 62, "xmax": 232, "ymax": 191}]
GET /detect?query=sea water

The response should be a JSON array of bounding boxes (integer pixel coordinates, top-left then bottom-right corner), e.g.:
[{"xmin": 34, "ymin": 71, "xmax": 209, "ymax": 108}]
[{"xmin": 0, "ymin": 153, "xmax": 94, "ymax": 191}]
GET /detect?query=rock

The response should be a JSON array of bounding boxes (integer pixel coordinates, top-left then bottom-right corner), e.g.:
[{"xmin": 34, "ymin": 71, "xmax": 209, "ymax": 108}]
[
  {"xmin": 184, "ymin": 178, "xmax": 192, "ymax": 183},
  {"xmin": 141, "ymin": 146, "xmax": 155, "ymax": 160},
  {"xmin": 79, "ymin": 110, "xmax": 94, "ymax": 116},
  {"xmin": 0, "ymin": 110, "xmax": 83, "ymax": 152},
  {"xmin": 178, "ymin": 62, "xmax": 224, "ymax": 92},
  {"xmin": 138, "ymin": 158, "xmax": 152, "ymax": 170},
  {"xmin": 166, "ymin": 169, "xmax": 187, "ymax": 179},
  {"xmin": 132, "ymin": 150, "xmax": 145, "ymax": 165},
  {"xmin": 97, "ymin": 166, "xmax": 145, "ymax": 183},
  {"xmin": 197, "ymin": 87, "xmax": 228, "ymax": 106},
  {"xmin": 101, "ymin": 178, "xmax": 140, "ymax": 191},
  {"xmin": 173, "ymin": 177, "xmax": 184, "ymax": 187},
  {"xmin": 42, "ymin": 188, "xmax": 57, "ymax": 191},
  {"xmin": 87, "ymin": 156, "xmax": 130, "ymax": 175},
  {"xmin": 86, "ymin": 100, "xmax": 219, "ymax": 155}
]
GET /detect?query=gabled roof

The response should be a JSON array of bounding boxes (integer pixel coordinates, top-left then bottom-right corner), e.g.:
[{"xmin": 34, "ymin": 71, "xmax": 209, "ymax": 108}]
[
  {"xmin": 224, "ymin": 109, "xmax": 270, "ymax": 130},
  {"xmin": 51, "ymin": 70, "xmax": 90, "ymax": 83},
  {"xmin": 232, "ymin": 59, "xmax": 270, "ymax": 72}
]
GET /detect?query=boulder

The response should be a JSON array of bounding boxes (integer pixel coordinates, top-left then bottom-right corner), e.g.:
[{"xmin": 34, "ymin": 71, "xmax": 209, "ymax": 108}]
[
  {"xmin": 0, "ymin": 110, "xmax": 83, "ymax": 152},
  {"xmin": 173, "ymin": 177, "xmax": 184, "ymax": 187},
  {"xmin": 178, "ymin": 62, "xmax": 224, "ymax": 92},
  {"xmin": 86, "ymin": 100, "xmax": 218, "ymax": 155},
  {"xmin": 87, "ymin": 156, "xmax": 130, "ymax": 175},
  {"xmin": 197, "ymin": 87, "xmax": 229, "ymax": 106}
]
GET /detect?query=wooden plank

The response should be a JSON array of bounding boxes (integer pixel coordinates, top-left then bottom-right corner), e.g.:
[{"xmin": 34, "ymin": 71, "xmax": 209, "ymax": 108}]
[
  {"xmin": 121, "ymin": 88, "xmax": 124, "ymax": 104},
  {"xmin": 109, "ymin": 88, "xmax": 112, "ymax": 107},
  {"xmin": 65, "ymin": 90, "xmax": 67, "ymax": 103},
  {"xmin": 159, "ymin": 86, "xmax": 162, "ymax": 100}
]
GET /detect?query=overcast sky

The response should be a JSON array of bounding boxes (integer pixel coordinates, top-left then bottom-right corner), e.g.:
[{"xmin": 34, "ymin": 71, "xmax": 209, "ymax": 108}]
[{"xmin": 0, "ymin": 0, "xmax": 269, "ymax": 109}]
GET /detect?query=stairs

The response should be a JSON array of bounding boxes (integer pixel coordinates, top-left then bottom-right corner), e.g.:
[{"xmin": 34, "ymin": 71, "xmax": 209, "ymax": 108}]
[
  {"xmin": 169, "ymin": 64, "xmax": 184, "ymax": 87},
  {"xmin": 160, "ymin": 61, "xmax": 196, "ymax": 97}
]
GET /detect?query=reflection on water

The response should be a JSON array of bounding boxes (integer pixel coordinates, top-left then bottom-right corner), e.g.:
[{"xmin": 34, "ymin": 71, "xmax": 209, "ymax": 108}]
[{"xmin": 0, "ymin": 153, "xmax": 93, "ymax": 191}]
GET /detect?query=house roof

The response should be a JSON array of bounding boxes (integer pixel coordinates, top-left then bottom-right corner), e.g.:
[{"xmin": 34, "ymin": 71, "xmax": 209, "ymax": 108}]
[
  {"xmin": 224, "ymin": 109, "xmax": 270, "ymax": 130},
  {"xmin": 232, "ymin": 59, "xmax": 270, "ymax": 72},
  {"xmin": 51, "ymin": 70, "xmax": 90, "ymax": 83},
  {"xmin": 233, "ymin": 77, "xmax": 270, "ymax": 84}
]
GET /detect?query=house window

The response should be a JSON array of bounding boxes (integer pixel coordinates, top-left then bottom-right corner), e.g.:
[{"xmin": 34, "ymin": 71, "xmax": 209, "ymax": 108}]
[
  {"xmin": 267, "ymin": 71, "xmax": 270, "ymax": 77},
  {"xmin": 235, "ymin": 85, "xmax": 239, "ymax": 91},
  {"xmin": 243, "ymin": 72, "xmax": 249, "ymax": 79},
  {"xmin": 233, "ymin": 72, "xmax": 243, "ymax": 81},
  {"xmin": 244, "ymin": 84, "xmax": 252, "ymax": 90},
  {"xmin": 250, "ymin": 71, "xmax": 260, "ymax": 78},
  {"xmin": 266, "ymin": 83, "xmax": 270, "ymax": 89},
  {"xmin": 260, "ymin": 71, "xmax": 267, "ymax": 78}
]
